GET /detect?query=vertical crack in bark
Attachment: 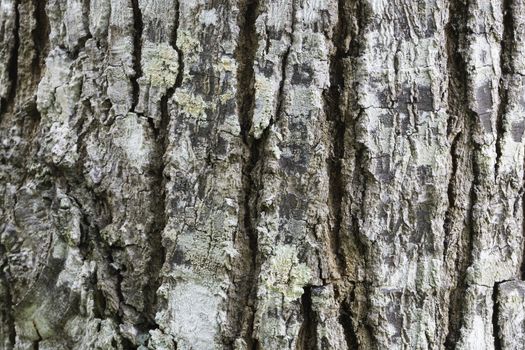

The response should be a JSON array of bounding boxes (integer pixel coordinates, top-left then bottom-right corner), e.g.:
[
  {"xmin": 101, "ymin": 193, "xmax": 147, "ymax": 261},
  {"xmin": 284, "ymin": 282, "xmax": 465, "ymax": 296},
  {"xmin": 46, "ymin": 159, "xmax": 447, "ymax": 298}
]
[
  {"xmin": 492, "ymin": 282, "xmax": 502, "ymax": 350},
  {"xmin": 237, "ymin": 0, "xmax": 258, "ymax": 146},
  {"xmin": 171, "ymin": 0, "xmax": 184, "ymax": 90},
  {"xmin": 338, "ymin": 284, "xmax": 359, "ymax": 349},
  {"xmin": 297, "ymin": 286, "xmax": 317, "ymax": 350},
  {"xmin": 495, "ymin": 0, "xmax": 514, "ymax": 177},
  {"xmin": 32, "ymin": 319, "xmax": 42, "ymax": 350},
  {"xmin": 443, "ymin": 0, "xmax": 474, "ymax": 347},
  {"xmin": 145, "ymin": 91, "xmax": 169, "ymax": 331},
  {"xmin": 0, "ymin": 244, "xmax": 16, "ymax": 348},
  {"xmin": 235, "ymin": 0, "xmax": 260, "ymax": 346},
  {"xmin": 273, "ymin": 3, "xmax": 295, "ymax": 126},
  {"xmin": 522, "ymin": 162, "xmax": 525, "ymax": 279},
  {"xmin": 31, "ymin": 0, "xmax": 49, "ymax": 83},
  {"xmin": 443, "ymin": 131, "xmax": 460, "ymax": 260},
  {"xmin": 341, "ymin": 0, "xmax": 373, "ymax": 346},
  {"xmin": 130, "ymin": 0, "xmax": 143, "ymax": 112},
  {"xmin": 324, "ymin": 0, "xmax": 349, "ymax": 280}
]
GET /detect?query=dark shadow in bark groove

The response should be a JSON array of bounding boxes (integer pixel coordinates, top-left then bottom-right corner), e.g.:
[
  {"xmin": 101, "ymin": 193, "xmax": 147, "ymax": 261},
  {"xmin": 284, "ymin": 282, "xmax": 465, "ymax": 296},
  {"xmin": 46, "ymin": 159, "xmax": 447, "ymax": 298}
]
[
  {"xmin": 339, "ymin": 285, "xmax": 359, "ymax": 350},
  {"xmin": 171, "ymin": 0, "xmax": 184, "ymax": 90},
  {"xmin": 234, "ymin": 0, "xmax": 260, "ymax": 346},
  {"xmin": 273, "ymin": 2, "xmax": 295, "ymax": 127},
  {"xmin": 443, "ymin": 130, "xmax": 460, "ymax": 261},
  {"xmin": 297, "ymin": 286, "xmax": 317, "ymax": 350},
  {"xmin": 324, "ymin": 0, "xmax": 349, "ymax": 280},
  {"xmin": 31, "ymin": 0, "xmax": 50, "ymax": 82},
  {"xmin": 130, "ymin": 0, "xmax": 143, "ymax": 112},
  {"xmin": 341, "ymin": 0, "xmax": 374, "ymax": 346},
  {"xmin": 521, "ymin": 184, "xmax": 525, "ymax": 280},
  {"xmin": 444, "ymin": 0, "xmax": 479, "ymax": 347},
  {"xmin": 492, "ymin": 283, "xmax": 502, "ymax": 350}
]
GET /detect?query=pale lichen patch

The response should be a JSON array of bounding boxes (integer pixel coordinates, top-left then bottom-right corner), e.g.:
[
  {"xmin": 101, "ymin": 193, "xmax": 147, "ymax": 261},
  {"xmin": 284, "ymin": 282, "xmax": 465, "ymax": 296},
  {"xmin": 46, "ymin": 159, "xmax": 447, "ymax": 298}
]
[
  {"xmin": 199, "ymin": 9, "xmax": 218, "ymax": 26},
  {"xmin": 157, "ymin": 282, "xmax": 219, "ymax": 350},
  {"xmin": 174, "ymin": 90, "xmax": 209, "ymax": 119},
  {"xmin": 262, "ymin": 245, "xmax": 312, "ymax": 300},
  {"xmin": 177, "ymin": 30, "xmax": 202, "ymax": 54},
  {"xmin": 142, "ymin": 42, "xmax": 179, "ymax": 89}
]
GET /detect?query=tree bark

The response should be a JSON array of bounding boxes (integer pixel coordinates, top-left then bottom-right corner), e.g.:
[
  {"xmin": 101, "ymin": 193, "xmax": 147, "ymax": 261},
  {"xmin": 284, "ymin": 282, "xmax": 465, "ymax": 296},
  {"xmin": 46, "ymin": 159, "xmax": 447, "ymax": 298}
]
[{"xmin": 1, "ymin": 0, "xmax": 525, "ymax": 349}]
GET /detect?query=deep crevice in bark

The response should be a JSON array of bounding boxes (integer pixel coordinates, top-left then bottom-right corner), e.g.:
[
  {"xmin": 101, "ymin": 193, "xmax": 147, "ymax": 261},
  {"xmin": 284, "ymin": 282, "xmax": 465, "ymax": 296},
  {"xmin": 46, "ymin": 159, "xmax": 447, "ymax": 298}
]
[
  {"xmin": 170, "ymin": 0, "xmax": 184, "ymax": 90},
  {"xmin": 231, "ymin": 0, "xmax": 298, "ymax": 345},
  {"xmin": 31, "ymin": 0, "xmax": 50, "ymax": 82},
  {"xmin": 237, "ymin": 0, "xmax": 258, "ymax": 146},
  {"xmin": 324, "ymin": 0, "xmax": 349, "ymax": 279},
  {"xmin": 339, "ymin": 285, "xmax": 359, "ymax": 349},
  {"xmin": 443, "ymin": 131, "xmax": 460, "ymax": 260},
  {"xmin": 343, "ymin": 0, "xmax": 373, "ymax": 345},
  {"xmin": 273, "ymin": 0, "xmax": 296, "ymax": 126},
  {"xmin": 144, "ymin": 92, "xmax": 170, "ymax": 331},
  {"xmin": 492, "ymin": 283, "xmax": 502, "ymax": 350},
  {"xmin": 445, "ymin": 0, "xmax": 508, "ymax": 343},
  {"xmin": 235, "ymin": 0, "xmax": 260, "ymax": 346},
  {"xmin": 297, "ymin": 286, "xmax": 317, "ymax": 350},
  {"xmin": 240, "ymin": 1, "xmax": 297, "ymax": 344},
  {"xmin": 458, "ymin": 104, "xmax": 482, "ymax": 350},
  {"xmin": 443, "ymin": 0, "xmax": 474, "ymax": 347},
  {"xmin": 130, "ymin": 0, "xmax": 143, "ymax": 113},
  {"xmin": 521, "ymin": 182, "xmax": 525, "ymax": 279}
]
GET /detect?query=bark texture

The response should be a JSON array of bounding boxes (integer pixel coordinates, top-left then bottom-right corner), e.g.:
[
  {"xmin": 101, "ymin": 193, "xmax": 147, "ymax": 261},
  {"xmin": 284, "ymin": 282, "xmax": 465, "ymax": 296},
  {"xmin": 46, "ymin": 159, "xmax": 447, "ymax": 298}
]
[{"xmin": 1, "ymin": 0, "xmax": 525, "ymax": 349}]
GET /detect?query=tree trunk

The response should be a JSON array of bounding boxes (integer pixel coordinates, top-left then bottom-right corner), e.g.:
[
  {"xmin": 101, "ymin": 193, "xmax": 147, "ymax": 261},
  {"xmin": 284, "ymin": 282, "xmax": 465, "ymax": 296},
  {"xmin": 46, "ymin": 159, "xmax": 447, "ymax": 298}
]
[{"xmin": 1, "ymin": 0, "xmax": 525, "ymax": 349}]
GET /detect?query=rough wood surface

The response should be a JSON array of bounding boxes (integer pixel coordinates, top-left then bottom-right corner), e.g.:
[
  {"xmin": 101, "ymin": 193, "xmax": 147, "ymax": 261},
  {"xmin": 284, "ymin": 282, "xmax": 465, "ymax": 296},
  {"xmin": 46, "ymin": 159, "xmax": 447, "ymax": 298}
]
[{"xmin": 1, "ymin": 0, "xmax": 525, "ymax": 349}]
